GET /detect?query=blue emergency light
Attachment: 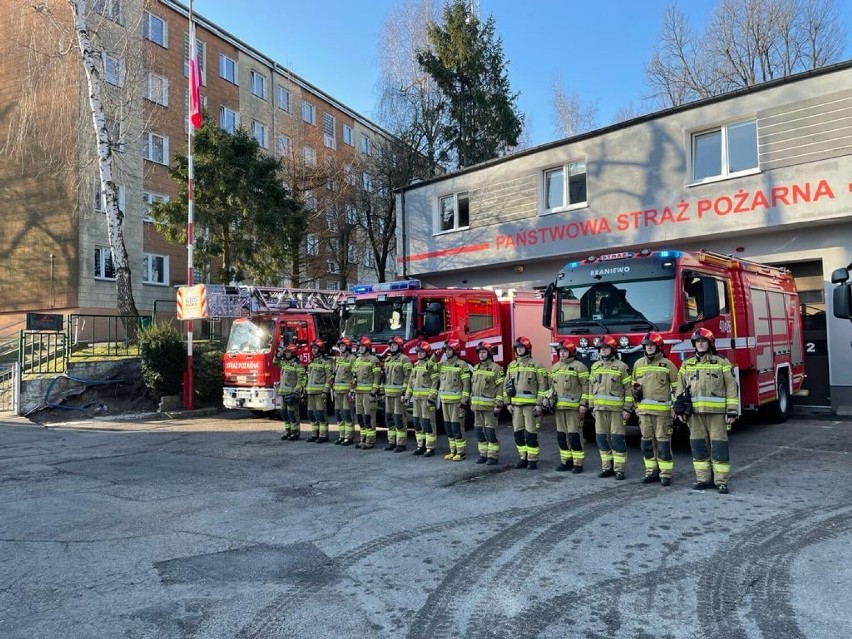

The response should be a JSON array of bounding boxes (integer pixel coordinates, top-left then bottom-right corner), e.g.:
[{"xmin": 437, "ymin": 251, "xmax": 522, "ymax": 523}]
[
  {"xmin": 348, "ymin": 279, "xmax": 421, "ymax": 294},
  {"xmin": 657, "ymin": 250, "xmax": 683, "ymax": 258}
]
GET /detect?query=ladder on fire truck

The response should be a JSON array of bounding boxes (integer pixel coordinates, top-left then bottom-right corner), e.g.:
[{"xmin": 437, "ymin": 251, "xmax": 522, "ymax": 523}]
[{"xmin": 205, "ymin": 285, "xmax": 345, "ymax": 318}]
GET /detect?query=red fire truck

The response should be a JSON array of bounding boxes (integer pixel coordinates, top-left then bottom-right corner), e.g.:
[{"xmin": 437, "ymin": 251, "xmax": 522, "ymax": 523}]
[
  {"xmin": 210, "ymin": 285, "xmax": 342, "ymax": 414},
  {"xmin": 541, "ymin": 249, "xmax": 805, "ymax": 423}
]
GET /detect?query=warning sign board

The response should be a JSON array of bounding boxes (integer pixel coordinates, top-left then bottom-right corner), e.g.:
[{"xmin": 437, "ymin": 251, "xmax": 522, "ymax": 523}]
[{"xmin": 177, "ymin": 284, "xmax": 208, "ymax": 320}]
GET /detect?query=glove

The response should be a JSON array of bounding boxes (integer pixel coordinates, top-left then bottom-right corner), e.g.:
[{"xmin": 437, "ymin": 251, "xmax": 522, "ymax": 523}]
[
  {"xmin": 621, "ymin": 409, "xmax": 632, "ymax": 421},
  {"xmin": 460, "ymin": 400, "xmax": 469, "ymax": 410},
  {"xmin": 673, "ymin": 393, "xmax": 692, "ymax": 416},
  {"xmin": 504, "ymin": 377, "xmax": 517, "ymax": 397},
  {"xmin": 348, "ymin": 390, "xmax": 356, "ymax": 401},
  {"xmin": 579, "ymin": 405, "xmax": 588, "ymax": 416},
  {"xmin": 533, "ymin": 405, "xmax": 543, "ymax": 418},
  {"xmin": 403, "ymin": 394, "xmax": 411, "ymax": 404},
  {"xmin": 725, "ymin": 411, "xmax": 737, "ymax": 430},
  {"xmin": 427, "ymin": 394, "xmax": 437, "ymax": 406},
  {"xmin": 493, "ymin": 406, "xmax": 502, "ymax": 416},
  {"xmin": 632, "ymin": 383, "xmax": 643, "ymax": 404},
  {"xmin": 370, "ymin": 390, "xmax": 378, "ymax": 400}
]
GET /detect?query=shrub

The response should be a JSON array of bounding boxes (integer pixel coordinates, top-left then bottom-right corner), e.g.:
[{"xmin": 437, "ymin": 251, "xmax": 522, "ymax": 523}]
[
  {"xmin": 138, "ymin": 323, "xmax": 185, "ymax": 395},
  {"xmin": 193, "ymin": 344, "xmax": 224, "ymax": 405}
]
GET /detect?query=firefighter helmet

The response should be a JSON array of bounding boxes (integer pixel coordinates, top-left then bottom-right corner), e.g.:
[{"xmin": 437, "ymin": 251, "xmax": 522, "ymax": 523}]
[
  {"xmin": 556, "ymin": 339, "xmax": 577, "ymax": 356},
  {"xmin": 691, "ymin": 328, "xmax": 715, "ymax": 347},
  {"xmin": 359, "ymin": 336, "xmax": 373, "ymax": 349},
  {"xmin": 311, "ymin": 338, "xmax": 326, "ymax": 351},
  {"xmin": 641, "ymin": 332, "xmax": 664, "ymax": 349},
  {"xmin": 514, "ymin": 336, "xmax": 533, "ymax": 352},
  {"xmin": 476, "ymin": 341, "xmax": 495, "ymax": 357},
  {"xmin": 446, "ymin": 338, "xmax": 463, "ymax": 352},
  {"xmin": 284, "ymin": 343, "xmax": 299, "ymax": 356},
  {"xmin": 414, "ymin": 341, "xmax": 432, "ymax": 354},
  {"xmin": 337, "ymin": 336, "xmax": 352, "ymax": 348},
  {"xmin": 389, "ymin": 336, "xmax": 404, "ymax": 348},
  {"xmin": 598, "ymin": 335, "xmax": 618, "ymax": 350}
]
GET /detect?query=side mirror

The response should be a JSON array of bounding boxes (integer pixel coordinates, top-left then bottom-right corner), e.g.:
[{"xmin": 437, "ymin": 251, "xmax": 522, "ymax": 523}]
[
  {"xmin": 830, "ymin": 267, "xmax": 849, "ymax": 285},
  {"xmin": 542, "ymin": 283, "xmax": 554, "ymax": 329},
  {"xmin": 833, "ymin": 282, "xmax": 852, "ymax": 320},
  {"xmin": 678, "ymin": 322, "xmax": 696, "ymax": 333}
]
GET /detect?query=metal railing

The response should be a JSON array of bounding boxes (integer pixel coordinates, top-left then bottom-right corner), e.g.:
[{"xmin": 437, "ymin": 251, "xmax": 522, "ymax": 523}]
[
  {"xmin": 67, "ymin": 314, "xmax": 151, "ymax": 358},
  {"xmin": 19, "ymin": 331, "xmax": 67, "ymax": 375},
  {"xmin": 0, "ymin": 362, "xmax": 20, "ymax": 413}
]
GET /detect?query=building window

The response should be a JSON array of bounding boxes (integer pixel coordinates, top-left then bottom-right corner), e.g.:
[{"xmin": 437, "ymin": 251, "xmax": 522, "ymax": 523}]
[
  {"xmin": 94, "ymin": 245, "xmax": 116, "ymax": 280},
  {"xmin": 302, "ymin": 101, "xmax": 316, "ymax": 125},
  {"xmin": 306, "ymin": 234, "xmax": 320, "ymax": 255},
  {"xmin": 277, "ymin": 86, "xmax": 290, "ymax": 112},
  {"xmin": 143, "ymin": 11, "xmax": 167, "ymax": 47},
  {"xmin": 94, "ymin": 0, "xmax": 123, "ymax": 24},
  {"xmin": 142, "ymin": 191, "xmax": 169, "ymax": 223},
  {"xmin": 303, "ymin": 146, "xmax": 316, "ymax": 167},
  {"xmin": 543, "ymin": 161, "xmax": 587, "ymax": 213},
  {"xmin": 326, "ymin": 280, "xmax": 341, "ymax": 291},
  {"xmin": 344, "ymin": 203, "xmax": 358, "ymax": 226},
  {"xmin": 143, "ymin": 72, "xmax": 169, "ymax": 106},
  {"xmin": 183, "ymin": 33, "xmax": 206, "ymax": 83},
  {"xmin": 362, "ymin": 173, "xmax": 372, "ymax": 193},
  {"xmin": 218, "ymin": 54, "xmax": 237, "ymax": 84},
  {"xmin": 277, "ymin": 134, "xmax": 290, "ymax": 156},
  {"xmin": 342, "ymin": 124, "xmax": 353, "ymax": 146},
  {"xmin": 219, "ymin": 106, "xmax": 239, "ymax": 133},
  {"xmin": 438, "ymin": 192, "xmax": 470, "ymax": 232},
  {"xmin": 363, "ymin": 248, "xmax": 375, "ymax": 268},
  {"xmin": 323, "ymin": 112, "xmax": 336, "ymax": 149},
  {"xmin": 102, "ymin": 53, "xmax": 125, "ymax": 87},
  {"xmin": 143, "ymin": 131, "xmax": 169, "ymax": 164},
  {"xmin": 250, "ymin": 70, "xmax": 267, "ymax": 100},
  {"xmin": 251, "ymin": 121, "xmax": 268, "ymax": 148},
  {"xmin": 304, "ymin": 190, "xmax": 317, "ymax": 211},
  {"xmin": 347, "ymin": 243, "xmax": 358, "ymax": 264},
  {"xmin": 327, "ymin": 257, "xmax": 340, "ymax": 275},
  {"xmin": 692, "ymin": 119, "xmax": 758, "ymax": 182},
  {"xmin": 142, "ymin": 253, "xmax": 169, "ymax": 285},
  {"xmin": 360, "ymin": 134, "xmax": 371, "ymax": 155}
]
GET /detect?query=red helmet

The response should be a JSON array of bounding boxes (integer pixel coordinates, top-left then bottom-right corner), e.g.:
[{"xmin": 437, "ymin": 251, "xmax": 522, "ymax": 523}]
[
  {"xmin": 599, "ymin": 336, "xmax": 618, "ymax": 350},
  {"xmin": 389, "ymin": 336, "xmax": 404, "ymax": 348},
  {"xmin": 284, "ymin": 344, "xmax": 299, "ymax": 355},
  {"xmin": 359, "ymin": 336, "xmax": 373, "ymax": 349},
  {"xmin": 691, "ymin": 328, "xmax": 715, "ymax": 347},
  {"xmin": 414, "ymin": 341, "xmax": 432, "ymax": 354},
  {"xmin": 311, "ymin": 338, "xmax": 326, "ymax": 350},
  {"xmin": 476, "ymin": 341, "xmax": 495, "ymax": 356},
  {"xmin": 641, "ymin": 332, "xmax": 664, "ymax": 348},
  {"xmin": 338, "ymin": 336, "xmax": 352, "ymax": 348},
  {"xmin": 514, "ymin": 336, "xmax": 532, "ymax": 351},
  {"xmin": 556, "ymin": 339, "xmax": 577, "ymax": 356},
  {"xmin": 446, "ymin": 338, "xmax": 463, "ymax": 352}
]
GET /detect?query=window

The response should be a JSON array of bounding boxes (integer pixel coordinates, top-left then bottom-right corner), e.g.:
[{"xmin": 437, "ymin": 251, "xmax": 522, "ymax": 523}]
[
  {"xmin": 347, "ymin": 243, "xmax": 358, "ymax": 264},
  {"xmin": 94, "ymin": 0, "xmax": 122, "ymax": 24},
  {"xmin": 94, "ymin": 182, "xmax": 125, "ymax": 213},
  {"xmin": 277, "ymin": 134, "xmax": 290, "ymax": 156},
  {"xmin": 323, "ymin": 112, "xmax": 336, "ymax": 148},
  {"xmin": 94, "ymin": 246, "xmax": 115, "ymax": 280},
  {"xmin": 438, "ymin": 192, "xmax": 469, "ymax": 232},
  {"xmin": 218, "ymin": 54, "xmax": 237, "ymax": 84},
  {"xmin": 220, "ymin": 106, "xmax": 239, "ymax": 133},
  {"xmin": 102, "ymin": 53, "xmax": 125, "ymax": 87},
  {"xmin": 543, "ymin": 161, "xmax": 587, "ymax": 213},
  {"xmin": 344, "ymin": 203, "xmax": 358, "ymax": 225},
  {"xmin": 104, "ymin": 115, "xmax": 123, "ymax": 152},
  {"xmin": 326, "ymin": 280, "xmax": 341, "ymax": 291},
  {"xmin": 303, "ymin": 146, "xmax": 316, "ymax": 167},
  {"xmin": 363, "ymin": 249, "xmax": 375, "ymax": 269},
  {"xmin": 362, "ymin": 173, "xmax": 372, "ymax": 193},
  {"xmin": 343, "ymin": 124, "xmax": 353, "ymax": 146},
  {"xmin": 682, "ymin": 273, "xmax": 728, "ymax": 322},
  {"xmin": 143, "ymin": 131, "xmax": 169, "ymax": 164},
  {"xmin": 692, "ymin": 119, "xmax": 758, "ymax": 182},
  {"xmin": 344, "ymin": 164, "xmax": 355, "ymax": 186},
  {"xmin": 304, "ymin": 190, "xmax": 317, "ymax": 211},
  {"xmin": 143, "ymin": 11, "xmax": 167, "ymax": 47},
  {"xmin": 306, "ymin": 234, "xmax": 320, "ymax": 255},
  {"xmin": 467, "ymin": 297, "xmax": 495, "ymax": 332},
  {"xmin": 326, "ymin": 207, "xmax": 338, "ymax": 230},
  {"xmin": 251, "ymin": 121, "xmax": 268, "ymax": 148},
  {"xmin": 142, "ymin": 191, "xmax": 169, "ymax": 222},
  {"xmin": 250, "ymin": 70, "xmax": 267, "ymax": 100},
  {"xmin": 327, "ymin": 257, "xmax": 340, "ymax": 275},
  {"xmin": 142, "ymin": 253, "xmax": 169, "ymax": 285},
  {"xmin": 144, "ymin": 72, "xmax": 169, "ymax": 106},
  {"xmin": 302, "ymin": 101, "xmax": 316, "ymax": 125},
  {"xmin": 183, "ymin": 33, "xmax": 206, "ymax": 83},
  {"xmin": 360, "ymin": 134, "xmax": 371, "ymax": 155},
  {"xmin": 277, "ymin": 86, "xmax": 290, "ymax": 112}
]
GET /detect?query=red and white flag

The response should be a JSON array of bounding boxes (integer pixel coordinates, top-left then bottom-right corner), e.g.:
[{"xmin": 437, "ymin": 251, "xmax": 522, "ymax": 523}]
[{"xmin": 188, "ymin": 20, "xmax": 203, "ymax": 130}]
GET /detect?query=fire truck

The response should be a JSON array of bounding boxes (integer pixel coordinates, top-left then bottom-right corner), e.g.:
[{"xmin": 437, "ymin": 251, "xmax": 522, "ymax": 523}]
[
  {"xmin": 209, "ymin": 285, "xmax": 343, "ymax": 415},
  {"xmin": 541, "ymin": 248, "xmax": 806, "ymax": 423}
]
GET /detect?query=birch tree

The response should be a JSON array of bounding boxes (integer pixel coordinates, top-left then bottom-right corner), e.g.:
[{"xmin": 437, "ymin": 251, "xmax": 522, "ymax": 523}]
[{"xmin": 550, "ymin": 78, "xmax": 598, "ymax": 139}]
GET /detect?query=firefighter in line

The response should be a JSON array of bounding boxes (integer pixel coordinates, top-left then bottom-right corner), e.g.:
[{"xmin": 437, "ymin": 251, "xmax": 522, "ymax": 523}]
[
  {"xmin": 470, "ymin": 342, "xmax": 505, "ymax": 465},
  {"xmin": 548, "ymin": 339, "xmax": 590, "ymax": 473},
  {"xmin": 382, "ymin": 336, "xmax": 413, "ymax": 452},
  {"xmin": 404, "ymin": 341, "xmax": 440, "ymax": 457},
  {"xmin": 632, "ymin": 332, "xmax": 679, "ymax": 485},
  {"xmin": 437, "ymin": 338, "xmax": 472, "ymax": 461},
  {"xmin": 332, "ymin": 337, "xmax": 356, "ymax": 446},
  {"xmin": 274, "ymin": 341, "xmax": 307, "ymax": 441},
  {"xmin": 303, "ymin": 338, "xmax": 333, "ymax": 443},
  {"xmin": 351, "ymin": 336, "xmax": 382, "ymax": 449},
  {"xmin": 589, "ymin": 336, "xmax": 633, "ymax": 479},
  {"xmin": 675, "ymin": 328, "xmax": 739, "ymax": 494},
  {"xmin": 505, "ymin": 336, "xmax": 549, "ymax": 470}
]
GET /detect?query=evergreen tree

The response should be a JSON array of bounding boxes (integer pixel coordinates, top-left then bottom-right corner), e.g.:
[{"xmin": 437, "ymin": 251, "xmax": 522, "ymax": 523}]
[{"xmin": 417, "ymin": 0, "xmax": 523, "ymax": 168}]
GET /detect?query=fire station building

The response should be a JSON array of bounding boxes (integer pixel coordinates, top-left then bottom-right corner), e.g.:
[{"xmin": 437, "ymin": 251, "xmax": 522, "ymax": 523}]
[{"xmin": 396, "ymin": 61, "xmax": 852, "ymax": 416}]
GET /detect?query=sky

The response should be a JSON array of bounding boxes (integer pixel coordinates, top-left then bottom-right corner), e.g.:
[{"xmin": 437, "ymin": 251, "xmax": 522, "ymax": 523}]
[{"xmin": 195, "ymin": 0, "xmax": 852, "ymax": 148}]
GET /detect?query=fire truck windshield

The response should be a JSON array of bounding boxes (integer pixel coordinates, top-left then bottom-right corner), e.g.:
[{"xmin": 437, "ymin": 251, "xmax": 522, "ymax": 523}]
[
  {"xmin": 344, "ymin": 299, "xmax": 413, "ymax": 342},
  {"xmin": 226, "ymin": 320, "xmax": 274, "ymax": 354},
  {"xmin": 556, "ymin": 276, "xmax": 675, "ymax": 332}
]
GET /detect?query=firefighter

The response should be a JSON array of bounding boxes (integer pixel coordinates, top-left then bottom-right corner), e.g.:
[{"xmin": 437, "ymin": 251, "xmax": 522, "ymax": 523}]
[
  {"xmin": 404, "ymin": 341, "xmax": 440, "ymax": 457},
  {"xmin": 548, "ymin": 339, "xmax": 590, "ymax": 473},
  {"xmin": 352, "ymin": 336, "xmax": 382, "ymax": 449},
  {"xmin": 470, "ymin": 342, "xmax": 505, "ymax": 465},
  {"xmin": 332, "ymin": 337, "xmax": 356, "ymax": 446},
  {"xmin": 274, "ymin": 342, "xmax": 307, "ymax": 441},
  {"xmin": 304, "ymin": 339, "xmax": 333, "ymax": 443},
  {"xmin": 675, "ymin": 328, "xmax": 739, "ymax": 494},
  {"xmin": 438, "ymin": 338, "xmax": 472, "ymax": 461},
  {"xmin": 505, "ymin": 336, "xmax": 548, "ymax": 470},
  {"xmin": 632, "ymin": 332, "xmax": 679, "ymax": 485},
  {"xmin": 589, "ymin": 336, "xmax": 633, "ymax": 479},
  {"xmin": 382, "ymin": 336, "xmax": 413, "ymax": 452}
]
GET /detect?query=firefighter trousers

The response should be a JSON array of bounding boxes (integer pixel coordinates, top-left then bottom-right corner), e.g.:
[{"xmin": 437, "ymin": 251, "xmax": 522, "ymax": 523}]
[
  {"xmin": 638, "ymin": 412, "xmax": 674, "ymax": 478},
  {"xmin": 473, "ymin": 409, "xmax": 499, "ymax": 460},
  {"xmin": 594, "ymin": 409, "xmax": 627, "ymax": 472},
  {"xmin": 385, "ymin": 395, "xmax": 408, "ymax": 447},
  {"xmin": 354, "ymin": 392, "xmax": 377, "ymax": 447},
  {"xmin": 306, "ymin": 394, "xmax": 328, "ymax": 438},
  {"xmin": 279, "ymin": 402, "xmax": 300, "ymax": 437},
  {"xmin": 442, "ymin": 402, "xmax": 467, "ymax": 458},
  {"xmin": 511, "ymin": 404, "xmax": 541, "ymax": 462},
  {"xmin": 555, "ymin": 409, "xmax": 585, "ymax": 468},
  {"xmin": 333, "ymin": 391, "xmax": 353, "ymax": 442},
  {"xmin": 412, "ymin": 398, "xmax": 437, "ymax": 452},
  {"xmin": 687, "ymin": 413, "xmax": 730, "ymax": 485}
]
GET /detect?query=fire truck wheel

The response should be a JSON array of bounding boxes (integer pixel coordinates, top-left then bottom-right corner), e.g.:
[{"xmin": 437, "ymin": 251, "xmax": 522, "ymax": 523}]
[{"xmin": 765, "ymin": 374, "xmax": 791, "ymax": 424}]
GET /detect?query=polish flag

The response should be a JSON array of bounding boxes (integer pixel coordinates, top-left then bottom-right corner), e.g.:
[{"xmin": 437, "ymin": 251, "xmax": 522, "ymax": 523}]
[{"xmin": 188, "ymin": 20, "xmax": 202, "ymax": 130}]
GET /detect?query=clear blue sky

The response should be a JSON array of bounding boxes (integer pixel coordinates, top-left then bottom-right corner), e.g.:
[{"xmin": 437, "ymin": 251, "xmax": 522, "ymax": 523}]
[{"xmin": 196, "ymin": 0, "xmax": 852, "ymax": 147}]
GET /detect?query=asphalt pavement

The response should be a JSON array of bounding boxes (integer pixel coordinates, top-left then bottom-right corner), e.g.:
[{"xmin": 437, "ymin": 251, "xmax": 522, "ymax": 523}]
[{"xmin": 1, "ymin": 410, "xmax": 850, "ymax": 639}]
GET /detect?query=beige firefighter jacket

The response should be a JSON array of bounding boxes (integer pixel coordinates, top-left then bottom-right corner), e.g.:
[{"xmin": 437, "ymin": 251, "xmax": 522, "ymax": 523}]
[
  {"xmin": 549, "ymin": 358, "xmax": 590, "ymax": 410},
  {"xmin": 589, "ymin": 356, "xmax": 633, "ymax": 412},
  {"xmin": 676, "ymin": 352, "xmax": 739, "ymax": 414},
  {"xmin": 632, "ymin": 352, "xmax": 678, "ymax": 415}
]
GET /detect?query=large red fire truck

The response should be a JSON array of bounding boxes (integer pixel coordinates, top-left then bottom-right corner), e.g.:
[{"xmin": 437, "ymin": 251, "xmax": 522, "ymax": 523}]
[
  {"xmin": 541, "ymin": 248, "xmax": 805, "ymax": 423},
  {"xmin": 209, "ymin": 285, "xmax": 342, "ymax": 414}
]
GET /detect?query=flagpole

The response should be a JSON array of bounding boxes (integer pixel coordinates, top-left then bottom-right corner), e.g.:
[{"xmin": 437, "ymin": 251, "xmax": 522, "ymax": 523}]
[{"xmin": 183, "ymin": 0, "xmax": 196, "ymax": 410}]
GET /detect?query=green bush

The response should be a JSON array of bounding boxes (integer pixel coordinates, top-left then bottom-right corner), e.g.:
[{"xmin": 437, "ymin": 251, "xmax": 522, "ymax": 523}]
[
  {"xmin": 138, "ymin": 323, "xmax": 185, "ymax": 395},
  {"xmin": 193, "ymin": 344, "xmax": 224, "ymax": 405}
]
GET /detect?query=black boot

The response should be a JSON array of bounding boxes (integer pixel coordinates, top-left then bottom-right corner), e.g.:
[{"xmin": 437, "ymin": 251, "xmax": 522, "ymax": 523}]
[
  {"xmin": 693, "ymin": 481, "xmax": 712, "ymax": 491},
  {"xmin": 572, "ymin": 465, "xmax": 584, "ymax": 474},
  {"xmin": 394, "ymin": 445, "xmax": 406, "ymax": 453},
  {"xmin": 306, "ymin": 435, "xmax": 318, "ymax": 443},
  {"xmin": 598, "ymin": 468, "xmax": 615, "ymax": 478},
  {"xmin": 515, "ymin": 459, "xmax": 528, "ymax": 469},
  {"xmin": 527, "ymin": 461, "xmax": 538, "ymax": 470},
  {"xmin": 615, "ymin": 471, "xmax": 626, "ymax": 480},
  {"xmin": 555, "ymin": 460, "xmax": 573, "ymax": 472},
  {"xmin": 423, "ymin": 449, "xmax": 435, "ymax": 457},
  {"xmin": 641, "ymin": 471, "xmax": 660, "ymax": 484},
  {"xmin": 660, "ymin": 477, "xmax": 672, "ymax": 486},
  {"xmin": 485, "ymin": 458, "xmax": 498, "ymax": 465},
  {"xmin": 412, "ymin": 446, "xmax": 426, "ymax": 456},
  {"xmin": 316, "ymin": 436, "xmax": 329, "ymax": 443},
  {"xmin": 717, "ymin": 483, "xmax": 729, "ymax": 494},
  {"xmin": 475, "ymin": 456, "xmax": 488, "ymax": 464},
  {"xmin": 384, "ymin": 442, "xmax": 397, "ymax": 451}
]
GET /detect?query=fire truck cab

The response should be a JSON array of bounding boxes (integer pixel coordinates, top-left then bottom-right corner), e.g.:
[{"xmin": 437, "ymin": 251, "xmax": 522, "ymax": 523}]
[{"xmin": 542, "ymin": 248, "xmax": 805, "ymax": 423}]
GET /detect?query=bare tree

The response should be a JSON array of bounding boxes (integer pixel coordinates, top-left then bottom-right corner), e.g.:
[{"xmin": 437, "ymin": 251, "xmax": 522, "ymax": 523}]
[
  {"xmin": 550, "ymin": 76, "xmax": 598, "ymax": 138},
  {"xmin": 647, "ymin": 0, "xmax": 846, "ymax": 107}
]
